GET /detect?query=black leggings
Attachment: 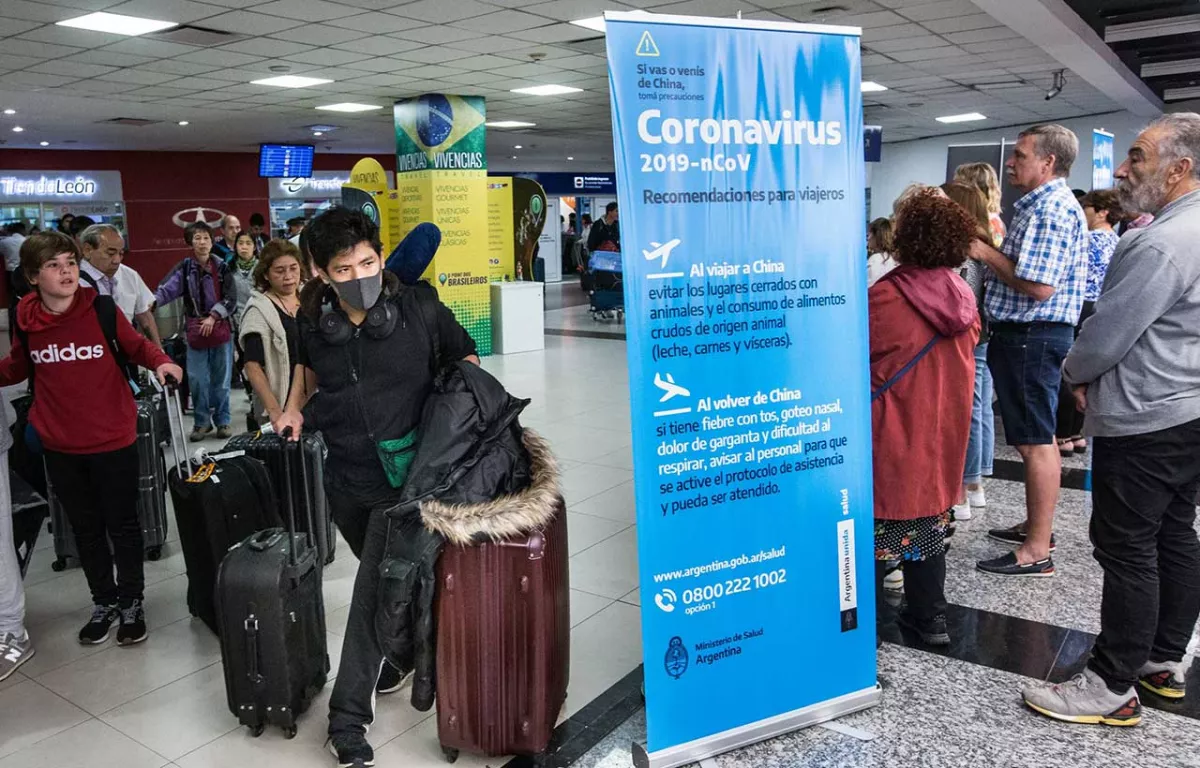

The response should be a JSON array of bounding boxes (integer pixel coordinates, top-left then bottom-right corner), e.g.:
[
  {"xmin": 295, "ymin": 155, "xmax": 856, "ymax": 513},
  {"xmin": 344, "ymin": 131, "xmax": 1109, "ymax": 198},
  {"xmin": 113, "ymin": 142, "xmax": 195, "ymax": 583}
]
[{"xmin": 45, "ymin": 443, "xmax": 142, "ymax": 605}]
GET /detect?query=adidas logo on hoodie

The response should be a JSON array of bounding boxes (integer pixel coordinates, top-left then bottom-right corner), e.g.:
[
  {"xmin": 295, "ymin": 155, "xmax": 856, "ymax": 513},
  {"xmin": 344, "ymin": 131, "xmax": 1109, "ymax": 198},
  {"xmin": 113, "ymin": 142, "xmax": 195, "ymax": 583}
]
[{"xmin": 29, "ymin": 343, "xmax": 106, "ymax": 365}]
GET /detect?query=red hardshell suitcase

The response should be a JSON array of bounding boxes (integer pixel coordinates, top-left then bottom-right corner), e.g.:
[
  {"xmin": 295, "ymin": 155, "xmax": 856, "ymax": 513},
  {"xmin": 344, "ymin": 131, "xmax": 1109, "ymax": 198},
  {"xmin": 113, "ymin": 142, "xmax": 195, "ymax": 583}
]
[{"xmin": 434, "ymin": 503, "xmax": 570, "ymax": 762}]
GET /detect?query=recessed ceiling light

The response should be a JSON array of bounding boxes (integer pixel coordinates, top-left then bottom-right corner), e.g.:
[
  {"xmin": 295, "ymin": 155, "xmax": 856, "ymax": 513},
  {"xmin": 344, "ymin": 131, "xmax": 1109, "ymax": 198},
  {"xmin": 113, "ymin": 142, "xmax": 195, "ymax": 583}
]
[
  {"xmin": 567, "ymin": 156, "xmax": 574, "ymax": 160},
  {"xmin": 3, "ymin": 109, "xmax": 14, "ymax": 116},
  {"xmin": 514, "ymin": 144, "xmax": 522, "ymax": 149},
  {"xmin": 316, "ymin": 102, "xmax": 382, "ymax": 113},
  {"xmin": 177, "ymin": 120, "xmax": 189, "ymax": 126},
  {"xmin": 486, "ymin": 120, "xmax": 536, "ymax": 129},
  {"xmin": 313, "ymin": 131, "xmax": 324, "ymax": 136},
  {"xmin": 512, "ymin": 155, "xmax": 518, "ymax": 159},
  {"xmin": 936, "ymin": 112, "xmax": 987, "ymax": 123},
  {"xmin": 39, "ymin": 141, "xmax": 48, "ymax": 147},
  {"xmin": 251, "ymin": 75, "xmax": 333, "ymax": 88},
  {"xmin": 12, "ymin": 126, "xmax": 23, "ymax": 133},
  {"xmin": 862, "ymin": 81, "xmax": 888, "ymax": 92},
  {"xmin": 570, "ymin": 16, "xmax": 607, "ymax": 33},
  {"xmin": 511, "ymin": 84, "xmax": 582, "ymax": 96},
  {"xmin": 57, "ymin": 12, "xmax": 176, "ymax": 36}
]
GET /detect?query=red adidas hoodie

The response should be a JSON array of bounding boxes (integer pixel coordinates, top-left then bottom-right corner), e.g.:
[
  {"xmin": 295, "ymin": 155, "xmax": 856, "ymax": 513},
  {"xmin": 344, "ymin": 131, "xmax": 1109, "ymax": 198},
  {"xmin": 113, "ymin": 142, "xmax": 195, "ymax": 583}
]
[{"xmin": 0, "ymin": 287, "xmax": 172, "ymax": 454}]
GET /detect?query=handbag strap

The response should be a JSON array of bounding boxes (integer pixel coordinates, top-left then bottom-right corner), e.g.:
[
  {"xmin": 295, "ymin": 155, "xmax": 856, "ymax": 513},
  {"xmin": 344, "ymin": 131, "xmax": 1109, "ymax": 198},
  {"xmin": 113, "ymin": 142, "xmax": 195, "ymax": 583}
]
[{"xmin": 871, "ymin": 334, "xmax": 941, "ymax": 402}]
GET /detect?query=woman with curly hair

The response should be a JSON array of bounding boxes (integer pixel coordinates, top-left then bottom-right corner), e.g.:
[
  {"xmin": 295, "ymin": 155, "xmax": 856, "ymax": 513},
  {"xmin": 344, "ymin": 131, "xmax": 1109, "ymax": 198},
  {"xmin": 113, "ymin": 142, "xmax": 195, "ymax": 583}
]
[{"xmin": 871, "ymin": 190, "xmax": 980, "ymax": 646}]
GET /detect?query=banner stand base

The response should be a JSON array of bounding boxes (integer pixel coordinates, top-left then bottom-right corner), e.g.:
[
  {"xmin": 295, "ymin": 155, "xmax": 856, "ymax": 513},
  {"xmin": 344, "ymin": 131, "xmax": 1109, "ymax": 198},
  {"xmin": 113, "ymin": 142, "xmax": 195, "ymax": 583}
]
[{"xmin": 631, "ymin": 684, "xmax": 881, "ymax": 768}]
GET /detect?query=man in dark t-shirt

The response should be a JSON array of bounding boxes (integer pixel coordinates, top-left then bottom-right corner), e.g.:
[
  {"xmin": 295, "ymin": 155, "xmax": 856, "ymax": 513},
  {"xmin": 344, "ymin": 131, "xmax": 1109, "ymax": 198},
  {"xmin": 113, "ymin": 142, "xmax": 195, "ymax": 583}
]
[
  {"xmin": 587, "ymin": 201, "xmax": 620, "ymax": 252},
  {"xmin": 274, "ymin": 208, "xmax": 477, "ymax": 768}
]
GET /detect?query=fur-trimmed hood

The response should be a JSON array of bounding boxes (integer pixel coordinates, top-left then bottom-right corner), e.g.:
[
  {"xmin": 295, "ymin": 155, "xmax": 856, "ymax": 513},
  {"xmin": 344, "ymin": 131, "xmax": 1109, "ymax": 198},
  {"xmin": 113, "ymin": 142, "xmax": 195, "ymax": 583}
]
[{"xmin": 420, "ymin": 428, "xmax": 560, "ymax": 545}]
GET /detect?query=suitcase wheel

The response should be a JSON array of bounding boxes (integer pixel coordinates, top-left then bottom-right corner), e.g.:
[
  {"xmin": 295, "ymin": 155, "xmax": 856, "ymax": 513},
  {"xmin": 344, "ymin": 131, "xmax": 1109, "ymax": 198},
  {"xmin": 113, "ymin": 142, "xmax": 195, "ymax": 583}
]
[
  {"xmin": 146, "ymin": 547, "xmax": 162, "ymax": 562},
  {"xmin": 249, "ymin": 724, "xmax": 265, "ymax": 738},
  {"xmin": 284, "ymin": 725, "xmax": 298, "ymax": 739},
  {"xmin": 51, "ymin": 558, "xmax": 67, "ymax": 572},
  {"xmin": 441, "ymin": 747, "xmax": 459, "ymax": 764}
]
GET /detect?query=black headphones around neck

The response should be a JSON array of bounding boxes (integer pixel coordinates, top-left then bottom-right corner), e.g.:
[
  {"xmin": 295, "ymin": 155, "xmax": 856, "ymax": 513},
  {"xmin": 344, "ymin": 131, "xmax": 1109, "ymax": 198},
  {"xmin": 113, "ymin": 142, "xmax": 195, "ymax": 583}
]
[{"xmin": 317, "ymin": 287, "xmax": 397, "ymax": 345}]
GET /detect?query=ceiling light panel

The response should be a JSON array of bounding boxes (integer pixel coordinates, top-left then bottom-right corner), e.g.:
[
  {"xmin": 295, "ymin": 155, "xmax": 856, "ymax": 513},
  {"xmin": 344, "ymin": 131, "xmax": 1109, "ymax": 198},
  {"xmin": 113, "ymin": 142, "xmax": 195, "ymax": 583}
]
[
  {"xmin": 251, "ymin": 75, "xmax": 334, "ymax": 88},
  {"xmin": 56, "ymin": 13, "xmax": 177, "ymax": 37},
  {"xmin": 511, "ymin": 84, "xmax": 583, "ymax": 96},
  {"xmin": 316, "ymin": 102, "xmax": 382, "ymax": 113}
]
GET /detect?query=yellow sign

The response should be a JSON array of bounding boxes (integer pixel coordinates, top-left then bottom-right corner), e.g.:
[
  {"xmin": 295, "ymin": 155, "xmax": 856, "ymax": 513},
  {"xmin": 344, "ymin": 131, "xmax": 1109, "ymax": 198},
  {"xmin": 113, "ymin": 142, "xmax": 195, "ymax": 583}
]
[
  {"xmin": 342, "ymin": 157, "xmax": 400, "ymax": 256},
  {"xmin": 487, "ymin": 177, "xmax": 514, "ymax": 282}
]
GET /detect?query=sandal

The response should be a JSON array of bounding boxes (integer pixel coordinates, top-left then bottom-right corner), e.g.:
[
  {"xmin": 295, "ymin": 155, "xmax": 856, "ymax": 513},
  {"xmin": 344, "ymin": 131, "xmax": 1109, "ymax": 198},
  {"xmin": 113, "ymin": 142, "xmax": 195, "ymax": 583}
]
[{"xmin": 1057, "ymin": 439, "xmax": 1074, "ymax": 458}]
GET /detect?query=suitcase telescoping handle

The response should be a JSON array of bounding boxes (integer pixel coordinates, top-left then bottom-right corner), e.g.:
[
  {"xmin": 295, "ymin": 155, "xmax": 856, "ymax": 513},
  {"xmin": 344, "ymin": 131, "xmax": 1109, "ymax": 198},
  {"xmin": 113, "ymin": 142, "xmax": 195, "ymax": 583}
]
[
  {"xmin": 155, "ymin": 375, "xmax": 190, "ymax": 478},
  {"xmin": 279, "ymin": 427, "xmax": 316, "ymax": 568}
]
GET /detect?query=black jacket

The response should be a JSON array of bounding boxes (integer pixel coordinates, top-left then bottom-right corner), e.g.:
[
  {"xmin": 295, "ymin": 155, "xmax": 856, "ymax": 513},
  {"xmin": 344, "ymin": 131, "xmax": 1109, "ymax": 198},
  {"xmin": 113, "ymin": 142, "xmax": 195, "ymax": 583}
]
[
  {"xmin": 297, "ymin": 272, "xmax": 476, "ymax": 491},
  {"xmin": 375, "ymin": 361, "xmax": 560, "ymax": 711}
]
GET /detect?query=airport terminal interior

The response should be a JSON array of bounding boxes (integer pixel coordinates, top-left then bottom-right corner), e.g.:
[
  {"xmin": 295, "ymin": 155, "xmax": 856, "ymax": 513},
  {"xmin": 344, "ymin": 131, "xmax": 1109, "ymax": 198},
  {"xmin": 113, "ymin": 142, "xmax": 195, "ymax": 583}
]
[{"xmin": 2, "ymin": 0, "xmax": 1200, "ymax": 767}]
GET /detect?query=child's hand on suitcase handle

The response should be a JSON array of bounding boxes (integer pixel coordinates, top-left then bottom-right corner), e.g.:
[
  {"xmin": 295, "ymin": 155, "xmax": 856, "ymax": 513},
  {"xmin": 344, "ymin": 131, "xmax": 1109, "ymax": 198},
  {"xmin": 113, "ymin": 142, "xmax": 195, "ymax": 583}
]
[
  {"xmin": 274, "ymin": 410, "xmax": 304, "ymax": 441},
  {"xmin": 155, "ymin": 363, "xmax": 184, "ymax": 388}
]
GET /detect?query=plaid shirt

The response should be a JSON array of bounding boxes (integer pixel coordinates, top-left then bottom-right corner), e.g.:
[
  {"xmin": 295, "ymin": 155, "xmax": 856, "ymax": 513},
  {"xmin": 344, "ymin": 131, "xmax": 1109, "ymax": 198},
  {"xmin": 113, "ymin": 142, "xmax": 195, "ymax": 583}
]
[{"xmin": 984, "ymin": 178, "xmax": 1088, "ymax": 324}]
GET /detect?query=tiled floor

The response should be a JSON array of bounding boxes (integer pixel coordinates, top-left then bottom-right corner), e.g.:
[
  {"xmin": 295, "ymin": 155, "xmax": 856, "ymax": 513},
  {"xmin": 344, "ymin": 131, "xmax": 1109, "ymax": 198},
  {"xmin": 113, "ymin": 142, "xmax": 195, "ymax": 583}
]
[
  {"xmin": 1, "ymin": 334, "xmax": 645, "ymax": 767},
  {"xmin": 8, "ymin": 323, "xmax": 1200, "ymax": 768}
]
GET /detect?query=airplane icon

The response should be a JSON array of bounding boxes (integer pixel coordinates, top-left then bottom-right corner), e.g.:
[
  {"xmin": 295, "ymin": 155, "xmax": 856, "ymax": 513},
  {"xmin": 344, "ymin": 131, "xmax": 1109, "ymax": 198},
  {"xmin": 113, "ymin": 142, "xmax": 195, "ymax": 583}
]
[
  {"xmin": 643, "ymin": 238, "xmax": 682, "ymax": 269},
  {"xmin": 654, "ymin": 372, "xmax": 690, "ymax": 403}
]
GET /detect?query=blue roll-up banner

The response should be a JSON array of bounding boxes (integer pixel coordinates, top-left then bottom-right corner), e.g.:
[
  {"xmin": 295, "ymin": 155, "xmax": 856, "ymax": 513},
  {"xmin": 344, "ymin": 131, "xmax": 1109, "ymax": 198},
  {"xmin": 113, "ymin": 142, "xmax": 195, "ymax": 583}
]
[
  {"xmin": 604, "ymin": 12, "xmax": 880, "ymax": 768},
  {"xmin": 1093, "ymin": 129, "xmax": 1114, "ymax": 190}
]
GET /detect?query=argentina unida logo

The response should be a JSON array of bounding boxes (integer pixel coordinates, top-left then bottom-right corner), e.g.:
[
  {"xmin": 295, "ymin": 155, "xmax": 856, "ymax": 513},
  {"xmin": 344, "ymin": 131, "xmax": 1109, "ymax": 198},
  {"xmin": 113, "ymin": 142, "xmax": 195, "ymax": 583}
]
[{"xmin": 664, "ymin": 636, "xmax": 688, "ymax": 679}]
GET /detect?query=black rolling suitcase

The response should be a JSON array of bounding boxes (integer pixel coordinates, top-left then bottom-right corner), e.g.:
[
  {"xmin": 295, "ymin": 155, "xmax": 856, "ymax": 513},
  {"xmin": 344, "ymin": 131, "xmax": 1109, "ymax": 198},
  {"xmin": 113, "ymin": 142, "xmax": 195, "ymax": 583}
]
[
  {"xmin": 222, "ymin": 431, "xmax": 335, "ymax": 566},
  {"xmin": 47, "ymin": 390, "xmax": 171, "ymax": 572},
  {"xmin": 216, "ymin": 429, "xmax": 329, "ymax": 738},
  {"xmin": 10, "ymin": 468, "xmax": 47, "ymax": 578},
  {"xmin": 163, "ymin": 384, "xmax": 278, "ymax": 635}
]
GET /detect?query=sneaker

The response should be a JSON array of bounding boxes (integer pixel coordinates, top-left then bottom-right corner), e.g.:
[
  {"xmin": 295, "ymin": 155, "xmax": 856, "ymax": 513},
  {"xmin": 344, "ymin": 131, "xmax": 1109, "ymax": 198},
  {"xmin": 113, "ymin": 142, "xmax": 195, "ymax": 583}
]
[
  {"xmin": 116, "ymin": 599, "xmax": 147, "ymax": 646},
  {"xmin": 0, "ymin": 632, "xmax": 34, "ymax": 682},
  {"xmin": 1138, "ymin": 660, "xmax": 1188, "ymax": 699},
  {"xmin": 1023, "ymin": 669, "xmax": 1142, "ymax": 726},
  {"xmin": 987, "ymin": 525, "xmax": 1057, "ymax": 552},
  {"xmin": 967, "ymin": 486, "xmax": 986, "ymax": 508},
  {"xmin": 977, "ymin": 552, "xmax": 1056, "ymax": 577},
  {"xmin": 952, "ymin": 500, "xmax": 972, "ymax": 522},
  {"xmin": 215, "ymin": 425, "xmax": 232, "ymax": 440},
  {"xmin": 189, "ymin": 426, "xmax": 213, "ymax": 442},
  {"xmin": 376, "ymin": 663, "xmax": 413, "ymax": 694},
  {"xmin": 327, "ymin": 733, "xmax": 375, "ymax": 768},
  {"xmin": 79, "ymin": 603, "xmax": 120, "ymax": 645},
  {"xmin": 899, "ymin": 611, "xmax": 950, "ymax": 646},
  {"xmin": 883, "ymin": 561, "xmax": 904, "ymax": 591}
]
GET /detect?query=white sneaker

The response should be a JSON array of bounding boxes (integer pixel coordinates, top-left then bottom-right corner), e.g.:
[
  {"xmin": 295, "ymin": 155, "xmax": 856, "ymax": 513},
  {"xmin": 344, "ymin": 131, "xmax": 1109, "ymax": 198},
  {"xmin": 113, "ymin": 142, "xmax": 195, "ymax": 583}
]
[
  {"xmin": 0, "ymin": 632, "xmax": 34, "ymax": 682},
  {"xmin": 952, "ymin": 501, "xmax": 972, "ymax": 522},
  {"xmin": 883, "ymin": 562, "xmax": 903, "ymax": 591},
  {"xmin": 967, "ymin": 486, "xmax": 986, "ymax": 508}
]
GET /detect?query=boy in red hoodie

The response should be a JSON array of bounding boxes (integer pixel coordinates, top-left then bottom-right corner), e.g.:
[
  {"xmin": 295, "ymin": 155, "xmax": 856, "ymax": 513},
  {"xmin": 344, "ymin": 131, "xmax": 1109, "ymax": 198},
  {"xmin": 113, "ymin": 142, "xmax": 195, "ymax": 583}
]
[{"xmin": 0, "ymin": 231, "xmax": 181, "ymax": 646}]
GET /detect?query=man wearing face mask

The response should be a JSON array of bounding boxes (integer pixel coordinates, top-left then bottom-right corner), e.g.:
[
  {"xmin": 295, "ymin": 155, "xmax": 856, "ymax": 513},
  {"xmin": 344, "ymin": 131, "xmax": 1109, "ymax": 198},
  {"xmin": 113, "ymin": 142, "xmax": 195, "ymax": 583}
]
[{"xmin": 272, "ymin": 206, "xmax": 477, "ymax": 768}]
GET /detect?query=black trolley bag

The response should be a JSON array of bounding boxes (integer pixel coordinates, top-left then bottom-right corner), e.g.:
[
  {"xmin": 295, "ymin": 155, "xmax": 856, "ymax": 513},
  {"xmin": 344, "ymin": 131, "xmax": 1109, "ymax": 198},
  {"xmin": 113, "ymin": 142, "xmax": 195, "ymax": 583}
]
[
  {"xmin": 163, "ymin": 382, "xmax": 278, "ymax": 635},
  {"xmin": 216, "ymin": 428, "xmax": 329, "ymax": 739},
  {"xmin": 222, "ymin": 430, "xmax": 335, "ymax": 566}
]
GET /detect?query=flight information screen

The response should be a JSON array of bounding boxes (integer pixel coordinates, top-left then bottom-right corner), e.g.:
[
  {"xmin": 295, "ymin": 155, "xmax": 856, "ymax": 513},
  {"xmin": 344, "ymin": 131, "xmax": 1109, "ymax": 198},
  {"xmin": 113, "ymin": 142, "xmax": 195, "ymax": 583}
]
[{"xmin": 259, "ymin": 144, "xmax": 314, "ymax": 178}]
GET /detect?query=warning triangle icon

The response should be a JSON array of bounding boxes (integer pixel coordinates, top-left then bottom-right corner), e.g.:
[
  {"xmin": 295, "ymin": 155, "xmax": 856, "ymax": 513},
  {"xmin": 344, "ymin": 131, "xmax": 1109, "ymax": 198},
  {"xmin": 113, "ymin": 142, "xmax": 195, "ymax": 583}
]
[{"xmin": 636, "ymin": 30, "xmax": 660, "ymax": 57}]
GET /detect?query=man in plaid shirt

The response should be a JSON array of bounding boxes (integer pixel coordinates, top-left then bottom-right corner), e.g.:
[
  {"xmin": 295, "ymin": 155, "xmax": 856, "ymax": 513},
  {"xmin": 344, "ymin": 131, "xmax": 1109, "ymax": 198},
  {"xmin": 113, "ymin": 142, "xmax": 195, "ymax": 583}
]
[{"xmin": 969, "ymin": 124, "xmax": 1088, "ymax": 578}]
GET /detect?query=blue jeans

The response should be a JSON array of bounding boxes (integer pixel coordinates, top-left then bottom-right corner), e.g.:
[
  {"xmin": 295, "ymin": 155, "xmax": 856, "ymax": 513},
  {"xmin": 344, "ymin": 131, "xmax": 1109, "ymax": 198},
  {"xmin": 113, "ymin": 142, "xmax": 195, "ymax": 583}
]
[
  {"xmin": 988, "ymin": 322, "xmax": 1074, "ymax": 446},
  {"xmin": 964, "ymin": 343, "xmax": 994, "ymax": 485},
  {"xmin": 186, "ymin": 341, "xmax": 232, "ymax": 430}
]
